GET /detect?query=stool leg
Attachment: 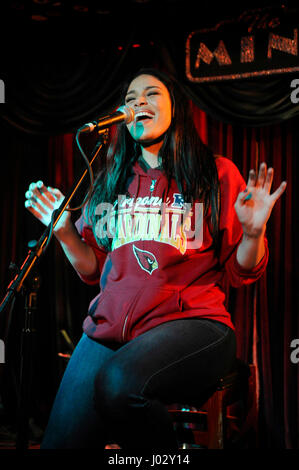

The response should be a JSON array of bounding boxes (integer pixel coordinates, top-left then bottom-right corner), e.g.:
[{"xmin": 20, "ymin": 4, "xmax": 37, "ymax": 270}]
[{"xmin": 207, "ymin": 391, "xmax": 224, "ymax": 449}]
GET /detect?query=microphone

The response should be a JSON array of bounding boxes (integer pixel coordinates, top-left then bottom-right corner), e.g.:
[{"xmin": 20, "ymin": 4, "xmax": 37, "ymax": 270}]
[{"xmin": 78, "ymin": 106, "xmax": 135, "ymax": 133}]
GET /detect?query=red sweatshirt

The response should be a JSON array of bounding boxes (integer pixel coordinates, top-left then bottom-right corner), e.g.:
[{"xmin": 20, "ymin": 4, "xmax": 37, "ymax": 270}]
[{"xmin": 75, "ymin": 156, "xmax": 268, "ymax": 342}]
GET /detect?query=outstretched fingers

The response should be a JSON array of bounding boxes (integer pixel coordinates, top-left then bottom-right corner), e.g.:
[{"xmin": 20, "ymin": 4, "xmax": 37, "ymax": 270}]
[
  {"xmin": 263, "ymin": 166, "xmax": 274, "ymax": 194},
  {"xmin": 32, "ymin": 181, "xmax": 57, "ymax": 207},
  {"xmin": 269, "ymin": 180, "xmax": 287, "ymax": 204},
  {"xmin": 247, "ymin": 168, "xmax": 257, "ymax": 189},
  {"xmin": 25, "ymin": 181, "xmax": 63, "ymax": 220}
]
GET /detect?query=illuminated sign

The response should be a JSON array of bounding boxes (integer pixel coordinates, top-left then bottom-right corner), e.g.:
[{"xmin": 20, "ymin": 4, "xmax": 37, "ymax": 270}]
[{"xmin": 186, "ymin": 7, "xmax": 299, "ymax": 82}]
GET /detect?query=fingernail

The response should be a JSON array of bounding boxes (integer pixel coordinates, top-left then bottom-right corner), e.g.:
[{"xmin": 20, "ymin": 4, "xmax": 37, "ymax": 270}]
[
  {"xmin": 25, "ymin": 200, "xmax": 32, "ymax": 208},
  {"xmin": 25, "ymin": 190, "xmax": 32, "ymax": 198},
  {"xmin": 29, "ymin": 183, "xmax": 36, "ymax": 190},
  {"xmin": 37, "ymin": 180, "xmax": 43, "ymax": 188}
]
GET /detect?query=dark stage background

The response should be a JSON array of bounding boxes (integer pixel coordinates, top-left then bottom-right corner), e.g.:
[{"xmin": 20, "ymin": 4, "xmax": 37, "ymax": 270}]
[{"xmin": 0, "ymin": 0, "xmax": 298, "ymax": 449}]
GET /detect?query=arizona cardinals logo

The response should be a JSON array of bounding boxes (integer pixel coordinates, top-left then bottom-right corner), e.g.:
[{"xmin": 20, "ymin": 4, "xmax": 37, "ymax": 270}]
[{"xmin": 132, "ymin": 245, "xmax": 158, "ymax": 275}]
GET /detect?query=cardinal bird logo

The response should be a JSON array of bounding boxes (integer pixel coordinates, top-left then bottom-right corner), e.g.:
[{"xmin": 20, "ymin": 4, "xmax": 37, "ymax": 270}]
[{"xmin": 132, "ymin": 245, "xmax": 158, "ymax": 275}]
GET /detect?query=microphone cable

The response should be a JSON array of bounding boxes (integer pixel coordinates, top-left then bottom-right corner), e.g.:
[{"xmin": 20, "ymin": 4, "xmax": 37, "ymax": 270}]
[{"xmin": 42, "ymin": 128, "xmax": 108, "ymax": 253}]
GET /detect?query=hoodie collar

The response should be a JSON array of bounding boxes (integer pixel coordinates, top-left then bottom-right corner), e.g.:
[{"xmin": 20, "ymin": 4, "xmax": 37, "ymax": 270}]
[{"xmin": 132, "ymin": 155, "xmax": 164, "ymax": 178}]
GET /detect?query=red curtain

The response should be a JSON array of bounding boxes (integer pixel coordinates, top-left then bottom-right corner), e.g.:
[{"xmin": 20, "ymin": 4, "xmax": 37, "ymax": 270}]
[
  {"xmin": 191, "ymin": 103, "xmax": 298, "ymax": 448},
  {"xmin": 0, "ymin": 104, "xmax": 297, "ymax": 448},
  {"xmin": 43, "ymin": 105, "xmax": 297, "ymax": 447}
]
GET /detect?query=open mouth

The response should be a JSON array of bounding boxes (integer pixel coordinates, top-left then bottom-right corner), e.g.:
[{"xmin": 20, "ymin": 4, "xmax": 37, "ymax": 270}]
[{"xmin": 135, "ymin": 111, "xmax": 154, "ymax": 124}]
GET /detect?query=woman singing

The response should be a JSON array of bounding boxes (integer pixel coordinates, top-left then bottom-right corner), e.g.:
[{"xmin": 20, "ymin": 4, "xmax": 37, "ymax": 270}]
[{"xmin": 25, "ymin": 68, "xmax": 286, "ymax": 450}]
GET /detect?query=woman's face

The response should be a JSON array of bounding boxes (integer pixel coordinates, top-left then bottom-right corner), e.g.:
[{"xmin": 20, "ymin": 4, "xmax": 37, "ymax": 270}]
[{"xmin": 125, "ymin": 74, "xmax": 172, "ymax": 145}]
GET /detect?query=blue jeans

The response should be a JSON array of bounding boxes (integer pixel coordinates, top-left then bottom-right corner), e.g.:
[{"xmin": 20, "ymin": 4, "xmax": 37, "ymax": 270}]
[{"xmin": 41, "ymin": 318, "xmax": 236, "ymax": 450}]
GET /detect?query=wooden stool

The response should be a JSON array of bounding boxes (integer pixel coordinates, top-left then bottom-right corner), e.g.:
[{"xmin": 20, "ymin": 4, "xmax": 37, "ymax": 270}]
[{"xmin": 168, "ymin": 361, "xmax": 257, "ymax": 449}]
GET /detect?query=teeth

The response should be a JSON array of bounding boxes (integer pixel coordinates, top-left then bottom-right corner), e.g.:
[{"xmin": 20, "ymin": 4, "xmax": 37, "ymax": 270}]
[{"xmin": 135, "ymin": 111, "xmax": 153, "ymax": 121}]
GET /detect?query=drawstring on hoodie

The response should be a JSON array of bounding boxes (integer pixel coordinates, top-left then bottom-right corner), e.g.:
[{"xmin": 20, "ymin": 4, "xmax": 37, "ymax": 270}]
[
  {"xmin": 150, "ymin": 179, "xmax": 157, "ymax": 193},
  {"xmin": 126, "ymin": 158, "xmax": 171, "ymax": 217}
]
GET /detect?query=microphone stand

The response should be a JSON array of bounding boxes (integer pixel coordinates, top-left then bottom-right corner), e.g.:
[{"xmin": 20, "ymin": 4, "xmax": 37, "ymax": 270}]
[
  {"xmin": 16, "ymin": 258, "xmax": 40, "ymax": 451},
  {"xmin": 0, "ymin": 130, "xmax": 106, "ymax": 451}
]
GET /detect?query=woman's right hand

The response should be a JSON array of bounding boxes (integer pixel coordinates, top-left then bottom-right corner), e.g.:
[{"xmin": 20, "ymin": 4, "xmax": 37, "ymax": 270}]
[
  {"xmin": 25, "ymin": 181, "xmax": 72, "ymax": 237},
  {"xmin": 25, "ymin": 181, "xmax": 99, "ymax": 276}
]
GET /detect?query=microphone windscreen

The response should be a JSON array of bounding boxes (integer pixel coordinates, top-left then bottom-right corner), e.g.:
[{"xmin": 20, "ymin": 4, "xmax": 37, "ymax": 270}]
[{"xmin": 117, "ymin": 105, "xmax": 135, "ymax": 124}]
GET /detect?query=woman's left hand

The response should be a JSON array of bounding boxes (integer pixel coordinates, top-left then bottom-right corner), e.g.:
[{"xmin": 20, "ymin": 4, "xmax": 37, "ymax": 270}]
[{"xmin": 234, "ymin": 162, "xmax": 287, "ymax": 238}]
